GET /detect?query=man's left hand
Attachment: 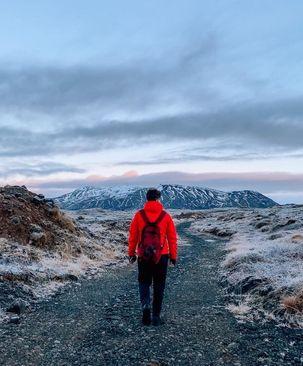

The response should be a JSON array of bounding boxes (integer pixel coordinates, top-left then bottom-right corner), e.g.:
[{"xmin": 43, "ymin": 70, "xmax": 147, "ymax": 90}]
[{"xmin": 170, "ymin": 258, "xmax": 177, "ymax": 266}]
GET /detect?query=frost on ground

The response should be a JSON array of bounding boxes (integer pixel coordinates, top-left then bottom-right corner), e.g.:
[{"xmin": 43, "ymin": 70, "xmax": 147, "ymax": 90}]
[
  {"xmin": 67, "ymin": 208, "xmax": 132, "ymax": 272},
  {"xmin": 176, "ymin": 206, "xmax": 303, "ymax": 328},
  {"xmin": 0, "ymin": 186, "xmax": 132, "ymax": 321}
]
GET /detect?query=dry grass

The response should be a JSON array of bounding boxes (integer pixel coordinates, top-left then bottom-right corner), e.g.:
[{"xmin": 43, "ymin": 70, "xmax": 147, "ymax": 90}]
[
  {"xmin": 291, "ymin": 234, "xmax": 303, "ymax": 244},
  {"xmin": 53, "ymin": 209, "xmax": 76, "ymax": 233},
  {"xmin": 282, "ymin": 292, "xmax": 303, "ymax": 313},
  {"xmin": 47, "ymin": 205, "xmax": 76, "ymax": 233},
  {"xmin": 223, "ymin": 252, "xmax": 266, "ymax": 270},
  {"xmin": 48, "ymin": 206, "xmax": 61, "ymax": 220}
]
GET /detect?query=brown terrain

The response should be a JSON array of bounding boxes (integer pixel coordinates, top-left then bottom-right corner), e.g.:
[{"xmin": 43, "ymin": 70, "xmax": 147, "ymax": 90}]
[
  {"xmin": 0, "ymin": 186, "xmax": 129, "ymax": 324},
  {"xmin": 0, "ymin": 185, "xmax": 80, "ymax": 251}
]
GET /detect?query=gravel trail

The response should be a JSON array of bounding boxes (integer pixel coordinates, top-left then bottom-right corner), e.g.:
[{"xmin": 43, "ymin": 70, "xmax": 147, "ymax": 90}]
[{"xmin": 0, "ymin": 222, "xmax": 302, "ymax": 366}]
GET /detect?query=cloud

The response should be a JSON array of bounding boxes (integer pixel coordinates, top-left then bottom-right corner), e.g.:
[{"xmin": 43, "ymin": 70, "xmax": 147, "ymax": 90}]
[
  {"xmin": 0, "ymin": 37, "xmax": 216, "ymax": 117},
  {"xmin": 180, "ymin": 34, "xmax": 217, "ymax": 68},
  {"xmin": 116, "ymin": 151, "xmax": 303, "ymax": 165},
  {"xmin": 1, "ymin": 96, "xmax": 303, "ymax": 159},
  {"xmin": 0, "ymin": 34, "xmax": 302, "ymax": 199},
  {"xmin": 0, "ymin": 162, "xmax": 84, "ymax": 178},
  {"xmin": 1, "ymin": 36, "xmax": 301, "ymax": 164},
  {"xmin": 0, "ymin": 65, "xmax": 158, "ymax": 114}
]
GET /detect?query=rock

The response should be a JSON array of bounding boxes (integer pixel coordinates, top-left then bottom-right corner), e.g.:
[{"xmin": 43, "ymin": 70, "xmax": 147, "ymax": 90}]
[
  {"xmin": 285, "ymin": 223, "xmax": 302, "ymax": 230},
  {"xmin": 10, "ymin": 216, "xmax": 21, "ymax": 225},
  {"xmin": 255, "ymin": 221, "xmax": 271, "ymax": 229},
  {"xmin": 258, "ymin": 285, "xmax": 274, "ymax": 296},
  {"xmin": 30, "ymin": 231, "xmax": 46, "ymax": 242},
  {"xmin": 217, "ymin": 229, "xmax": 235, "ymax": 237},
  {"xmin": 29, "ymin": 224, "xmax": 43, "ymax": 233},
  {"xmin": 29, "ymin": 224, "xmax": 46, "ymax": 244},
  {"xmin": 147, "ymin": 360, "xmax": 161, "ymax": 366},
  {"xmin": 272, "ymin": 219, "xmax": 297, "ymax": 232},
  {"xmin": 227, "ymin": 342, "xmax": 238, "ymax": 351},
  {"xmin": 32, "ymin": 196, "xmax": 44, "ymax": 205},
  {"xmin": 9, "ymin": 315, "xmax": 20, "ymax": 324},
  {"xmin": 45, "ymin": 198, "xmax": 55, "ymax": 207},
  {"xmin": 268, "ymin": 233, "xmax": 282, "ymax": 240},
  {"xmin": 203, "ymin": 226, "xmax": 235, "ymax": 237},
  {"xmin": 65, "ymin": 274, "xmax": 79, "ymax": 282},
  {"xmin": 7, "ymin": 299, "xmax": 28, "ymax": 315},
  {"xmin": 234, "ymin": 276, "xmax": 265, "ymax": 294}
]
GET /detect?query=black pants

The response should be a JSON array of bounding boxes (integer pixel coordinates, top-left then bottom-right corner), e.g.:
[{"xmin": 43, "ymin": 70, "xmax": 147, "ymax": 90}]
[{"xmin": 138, "ymin": 254, "xmax": 169, "ymax": 317}]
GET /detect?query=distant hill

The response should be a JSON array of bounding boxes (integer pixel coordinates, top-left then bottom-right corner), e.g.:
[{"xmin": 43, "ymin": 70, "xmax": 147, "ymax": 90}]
[{"xmin": 54, "ymin": 184, "xmax": 277, "ymax": 210}]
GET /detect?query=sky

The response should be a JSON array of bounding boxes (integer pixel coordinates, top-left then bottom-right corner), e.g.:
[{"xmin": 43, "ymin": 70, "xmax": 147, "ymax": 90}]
[{"xmin": 1, "ymin": 0, "xmax": 303, "ymax": 203}]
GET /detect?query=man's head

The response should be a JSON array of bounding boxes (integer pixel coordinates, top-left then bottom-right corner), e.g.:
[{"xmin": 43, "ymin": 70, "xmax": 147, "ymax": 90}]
[{"xmin": 146, "ymin": 188, "xmax": 161, "ymax": 201}]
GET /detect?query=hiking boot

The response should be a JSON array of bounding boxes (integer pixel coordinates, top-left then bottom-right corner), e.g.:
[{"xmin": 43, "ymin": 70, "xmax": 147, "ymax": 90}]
[
  {"xmin": 152, "ymin": 315, "xmax": 164, "ymax": 326},
  {"xmin": 142, "ymin": 308, "xmax": 151, "ymax": 326}
]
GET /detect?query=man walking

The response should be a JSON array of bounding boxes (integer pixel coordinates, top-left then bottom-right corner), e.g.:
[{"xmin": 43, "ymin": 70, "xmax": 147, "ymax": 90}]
[{"xmin": 128, "ymin": 188, "xmax": 178, "ymax": 326}]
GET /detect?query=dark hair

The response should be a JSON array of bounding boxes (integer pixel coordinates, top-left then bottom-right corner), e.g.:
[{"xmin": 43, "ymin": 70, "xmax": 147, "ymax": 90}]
[{"xmin": 146, "ymin": 188, "xmax": 161, "ymax": 201}]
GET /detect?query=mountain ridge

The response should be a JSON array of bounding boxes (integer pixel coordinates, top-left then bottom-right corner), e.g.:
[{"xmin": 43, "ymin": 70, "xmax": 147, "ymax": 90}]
[{"xmin": 54, "ymin": 184, "xmax": 278, "ymax": 210}]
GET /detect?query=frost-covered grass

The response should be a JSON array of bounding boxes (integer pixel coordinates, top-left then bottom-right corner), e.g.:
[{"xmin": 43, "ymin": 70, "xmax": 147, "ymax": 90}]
[
  {"xmin": 3, "ymin": 204, "xmax": 302, "ymax": 327},
  {"xmin": 0, "ymin": 209, "xmax": 133, "ymax": 319},
  {"xmin": 0, "ymin": 209, "xmax": 132, "ymax": 280},
  {"xmin": 180, "ymin": 205, "xmax": 303, "ymax": 327}
]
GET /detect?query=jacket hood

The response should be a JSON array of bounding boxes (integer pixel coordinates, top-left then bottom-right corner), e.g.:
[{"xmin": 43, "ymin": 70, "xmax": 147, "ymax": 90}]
[{"xmin": 143, "ymin": 200, "xmax": 163, "ymax": 213}]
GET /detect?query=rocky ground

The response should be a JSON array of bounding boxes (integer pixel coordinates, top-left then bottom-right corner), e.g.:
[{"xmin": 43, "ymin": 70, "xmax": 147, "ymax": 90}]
[
  {"xmin": 0, "ymin": 222, "xmax": 302, "ymax": 366},
  {"xmin": 0, "ymin": 186, "xmax": 131, "ymax": 323},
  {"xmin": 1, "ymin": 187, "xmax": 302, "ymax": 364}
]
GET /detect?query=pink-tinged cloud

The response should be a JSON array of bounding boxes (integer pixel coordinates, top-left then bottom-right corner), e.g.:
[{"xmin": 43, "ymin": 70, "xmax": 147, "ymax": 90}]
[
  {"xmin": 2, "ymin": 170, "xmax": 303, "ymax": 203},
  {"xmin": 121, "ymin": 170, "xmax": 139, "ymax": 178}
]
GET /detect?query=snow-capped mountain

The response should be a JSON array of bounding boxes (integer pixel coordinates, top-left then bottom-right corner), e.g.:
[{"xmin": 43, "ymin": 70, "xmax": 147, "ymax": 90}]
[{"xmin": 54, "ymin": 184, "xmax": 277, "ymax": 210}]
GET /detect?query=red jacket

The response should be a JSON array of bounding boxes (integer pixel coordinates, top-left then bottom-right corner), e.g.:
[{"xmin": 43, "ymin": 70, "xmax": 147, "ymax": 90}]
[{"xmin": 128, "ymin": 201, "xmax": 178, "ymax": 260}]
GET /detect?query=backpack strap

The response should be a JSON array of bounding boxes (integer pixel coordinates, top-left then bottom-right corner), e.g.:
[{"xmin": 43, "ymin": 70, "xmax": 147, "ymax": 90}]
[
  {"xmin": 139, "ymin": 209, "xmax": 150, "ymax": 224},
  {"xmin": 139, "ymin": 209, "xmax": 167, "ymax": 225},
  {"xmin": 154, "ymin": 210, "xmax": 167, "ymax": 225}
]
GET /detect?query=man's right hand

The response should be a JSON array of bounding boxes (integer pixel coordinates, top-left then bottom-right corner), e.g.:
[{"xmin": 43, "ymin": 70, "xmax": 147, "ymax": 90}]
[{"xmin": 129, "ymin": 255, "xmax": 137, "ymax": 264}]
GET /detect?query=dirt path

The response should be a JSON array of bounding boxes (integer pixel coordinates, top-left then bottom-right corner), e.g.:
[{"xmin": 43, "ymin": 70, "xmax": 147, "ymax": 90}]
[{"xmin": 0, "ymin": 222, "xmax": 302, "ymax": 366}]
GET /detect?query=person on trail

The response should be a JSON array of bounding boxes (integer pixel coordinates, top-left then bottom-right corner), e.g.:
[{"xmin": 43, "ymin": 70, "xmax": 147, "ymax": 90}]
[{"xmin": 128, "ymin": 188, "xmax": 178, "ymax": 326}]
